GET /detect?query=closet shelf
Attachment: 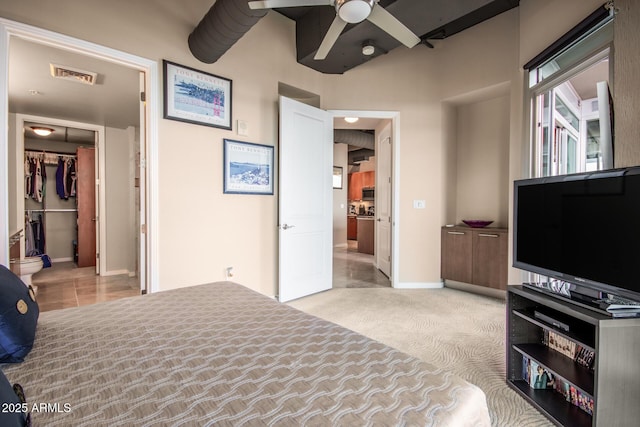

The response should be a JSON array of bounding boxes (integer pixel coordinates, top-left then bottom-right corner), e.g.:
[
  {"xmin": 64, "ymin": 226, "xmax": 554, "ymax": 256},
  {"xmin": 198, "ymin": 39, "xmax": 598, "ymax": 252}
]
[{"xmin": 27, "ymin": 208, "xmax": 77, "ymax": 213}]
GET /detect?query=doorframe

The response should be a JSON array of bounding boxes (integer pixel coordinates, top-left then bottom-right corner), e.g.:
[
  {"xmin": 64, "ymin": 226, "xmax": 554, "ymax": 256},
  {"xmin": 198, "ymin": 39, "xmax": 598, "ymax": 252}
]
[
  {"xmin": 328, "ymin": 109, "xmax": 400, "ymax": 288},
  {"xmin": 0, "ymin": 18, "xmax": 160, "ymax": 293},
  {"xmin": 14, "ymin": 114, "xmax": 106, "ymax": 273}
]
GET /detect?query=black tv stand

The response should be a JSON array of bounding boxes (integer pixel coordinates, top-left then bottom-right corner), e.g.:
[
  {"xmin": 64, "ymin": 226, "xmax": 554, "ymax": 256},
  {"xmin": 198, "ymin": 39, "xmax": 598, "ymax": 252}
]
[{"xmin": 507, "ymin": 285, "xmax": 640, "ymax": 426}]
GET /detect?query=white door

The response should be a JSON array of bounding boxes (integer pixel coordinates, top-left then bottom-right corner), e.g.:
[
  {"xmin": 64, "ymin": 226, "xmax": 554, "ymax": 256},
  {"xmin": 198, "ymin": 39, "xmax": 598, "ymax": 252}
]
[
  {"xmin": 278, "ymin": 96, "xmax": 333, "ymax": 302},
  {"xmin": 138, "ymin": 72, "xmax": 147, "ymax": 293},
  {"xmin": 376, "ymin": 126, "xmax": 392, "ymax": 277}
]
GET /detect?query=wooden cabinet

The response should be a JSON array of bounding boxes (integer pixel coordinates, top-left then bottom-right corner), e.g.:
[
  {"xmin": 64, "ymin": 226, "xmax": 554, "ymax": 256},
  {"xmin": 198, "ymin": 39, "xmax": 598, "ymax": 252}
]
[
  {"xmin": 507, "ymin": 286, "xmax": 640, "ymax": 426},
  {"xmin": 347, "ymin": 171, "xmax": 375, "ymax": 201},
  {"xmin": 347, "ymin": 216, "xmax": 357, "ymax": 240},
  {"xmin": 361, "ymin": 170, "xmax": 375, "ymax": 188},
  {"xmin": 440, "ymin": 227, "xmax": 472, "ymax": 284},
  {"xmin": 348, "ymin": 173, "xmax": 362, "ymax": 201},
  {"xmin": 441, "ymin": 225, "xmax": 507, "ymax": 290}
]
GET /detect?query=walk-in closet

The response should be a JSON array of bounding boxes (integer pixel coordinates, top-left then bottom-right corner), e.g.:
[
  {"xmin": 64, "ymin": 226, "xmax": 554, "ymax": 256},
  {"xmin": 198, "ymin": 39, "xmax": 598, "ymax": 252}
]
[{"xmin": 23, "ymin": 122, "xmax": 96, "ymax": 267}]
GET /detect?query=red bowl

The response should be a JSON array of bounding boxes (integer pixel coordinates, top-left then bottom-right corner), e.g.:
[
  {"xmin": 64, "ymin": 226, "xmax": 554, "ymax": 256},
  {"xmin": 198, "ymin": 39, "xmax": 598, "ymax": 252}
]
[{"xmin": 462, "ymin": 220, "xmax": 493, "ymax": 228}]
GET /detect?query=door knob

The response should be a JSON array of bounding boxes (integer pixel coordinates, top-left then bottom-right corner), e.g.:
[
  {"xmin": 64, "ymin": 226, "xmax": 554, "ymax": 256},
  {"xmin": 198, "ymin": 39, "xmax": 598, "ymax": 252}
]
[{"xmin": 281, "ymin": 224, "xmax": 295, "ymax": 230}]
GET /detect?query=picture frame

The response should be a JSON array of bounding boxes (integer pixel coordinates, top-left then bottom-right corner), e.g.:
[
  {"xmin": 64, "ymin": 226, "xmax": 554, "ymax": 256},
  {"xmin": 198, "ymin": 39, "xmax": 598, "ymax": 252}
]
[
  {"xmin": 223, "ymin": 139, "xmax": 274, "ymax": 195},
  {"xmin": 333, "ymin": 166, "xmax": 343, "ymax": 189},
  {"xmin": 163, "ymin": 60, "xmax": 232, "ymax": 130}
]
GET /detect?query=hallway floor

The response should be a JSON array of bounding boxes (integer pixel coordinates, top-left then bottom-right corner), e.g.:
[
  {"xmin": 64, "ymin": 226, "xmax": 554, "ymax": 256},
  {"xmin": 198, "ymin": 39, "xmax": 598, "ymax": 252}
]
[
  {"xmin": 33, "ymin": 242, "xmax": 387, "ymax": 312},
  {"xmin": 333, "ymin": 240, "xmax": 391, "ymax": 288},
  {"xmin": 33, "ymin": 261, "xmax": 140, "ymax": 312}
]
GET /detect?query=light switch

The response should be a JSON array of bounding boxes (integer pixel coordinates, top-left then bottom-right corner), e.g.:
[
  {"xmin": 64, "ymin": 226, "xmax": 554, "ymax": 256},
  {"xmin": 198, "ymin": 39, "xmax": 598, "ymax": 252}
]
[
  {"xmin": 413, "ymin": 200, "xmax": 426, "ymax": 209},
  {"xmin": 237, "ymin": 119, "xmax": 249, "ymax": 136}
]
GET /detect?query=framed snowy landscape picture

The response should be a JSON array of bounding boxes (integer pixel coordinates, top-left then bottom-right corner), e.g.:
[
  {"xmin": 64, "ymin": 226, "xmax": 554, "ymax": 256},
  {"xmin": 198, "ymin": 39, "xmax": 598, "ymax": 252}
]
[
  {"xmin": 223, "ymin": 139, "xmax": 274, "ymax": 195},
  {"xmin": 163, "ymin": 60, "xmax": 232, "ymax": 130}
]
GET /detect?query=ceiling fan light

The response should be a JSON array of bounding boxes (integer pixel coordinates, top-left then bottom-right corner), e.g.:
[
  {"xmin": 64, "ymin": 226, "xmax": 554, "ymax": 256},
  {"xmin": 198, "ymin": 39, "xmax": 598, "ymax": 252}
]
[
  {"xmin": 336, "ymin": 0, "xmax": 374, "ymax": 24},
  {"xmin": 31, "ymin": 127, "xmax": 54, "ymax": 137}
]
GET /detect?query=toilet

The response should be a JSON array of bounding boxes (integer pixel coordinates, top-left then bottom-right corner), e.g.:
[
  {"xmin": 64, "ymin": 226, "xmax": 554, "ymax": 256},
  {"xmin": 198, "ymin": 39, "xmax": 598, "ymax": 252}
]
[{"xmin": 10, "ymin": 257, "xmax": 44, "ymax": 287}]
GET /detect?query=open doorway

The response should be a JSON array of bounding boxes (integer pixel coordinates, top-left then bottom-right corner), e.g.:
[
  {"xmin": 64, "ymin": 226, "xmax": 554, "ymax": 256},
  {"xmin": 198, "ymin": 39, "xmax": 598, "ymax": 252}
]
[
  {"xmin": 275, "ymin": 85, "xmax": 400, "ymax": 299},
  {"xmin": 1, "ymin": 20, "xmax": 156, "ymax": 308},
  {"xmin": 332, "ymin": 115, "xmax": 392, "ymax": 289}
]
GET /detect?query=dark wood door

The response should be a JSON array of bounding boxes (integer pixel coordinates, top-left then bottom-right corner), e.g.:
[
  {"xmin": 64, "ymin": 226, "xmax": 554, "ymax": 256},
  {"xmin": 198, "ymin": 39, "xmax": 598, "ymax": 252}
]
[
  {"xmin": 441, "ymin": 227, "xmax": 472, "ymax": 283},
  {"xmin": 76, "ymin": 147, "xmax": 96, "ymax": 268}
]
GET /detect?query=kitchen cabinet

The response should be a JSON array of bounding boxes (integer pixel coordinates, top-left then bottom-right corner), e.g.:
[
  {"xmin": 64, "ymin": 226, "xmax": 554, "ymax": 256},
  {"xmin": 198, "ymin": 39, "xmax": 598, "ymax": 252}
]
[
  {"xmin": 361, "ymin": 171, "xmax": 375, "ymax": 188},
  {"xmin": 348, "ymin": 173, "xmax": 362, "ymax": 201},
  {"xmin": 357, "ymin": 217, "xmax": 374, "ymax": 254},
  {"xmin": 347, "ymin": 216, "xmax": 357, "ymax": 240},
  {"xmin": 348, "ymin": 171, "xmax": 375, "ymax": 201},
  {"xmin": 441, "ymin": 225, "xmax": 508, "ymax": 290}
]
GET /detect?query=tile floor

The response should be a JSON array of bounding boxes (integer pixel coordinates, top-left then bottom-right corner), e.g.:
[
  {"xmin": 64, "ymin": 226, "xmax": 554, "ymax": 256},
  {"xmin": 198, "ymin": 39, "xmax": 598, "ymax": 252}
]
[
  {"xmin": 333, "ymin": 240, "xmax": 391, "ymax": 288},
  {"xmin": 32, "ymin": 261, "xmax": 140, "ymax": 312},
  {"xmin": 33, "ymin": 241, "xmax": 388, "ymax": 312}
]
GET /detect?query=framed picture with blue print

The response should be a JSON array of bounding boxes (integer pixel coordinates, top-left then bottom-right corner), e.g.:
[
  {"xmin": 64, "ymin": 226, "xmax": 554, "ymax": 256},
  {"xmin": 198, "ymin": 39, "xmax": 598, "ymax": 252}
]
[
  {"xmin": 223, "ymin": 139, "xmax": 274, "ymax": 195},
  {"xmin": 163, "ymin": 60, "xmax": 232, "ymax": 130}
]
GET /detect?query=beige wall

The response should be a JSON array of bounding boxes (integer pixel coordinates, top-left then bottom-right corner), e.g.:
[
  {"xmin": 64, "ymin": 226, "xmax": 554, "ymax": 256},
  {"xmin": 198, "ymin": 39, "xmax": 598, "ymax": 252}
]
[
  {"xmin": 104, "ymin": 126, "xmax": 135, "ymax": 274},
  {"xmin": 455, "ymin": 95, "xmax": 510, "ymax": 228},
  {"xmin": 1, "ymin": 0, "xmax": 638, "ymax": 294},
  {"xmin": 613, "ymin": 0, "xmax": 640, "ymax": 167}
]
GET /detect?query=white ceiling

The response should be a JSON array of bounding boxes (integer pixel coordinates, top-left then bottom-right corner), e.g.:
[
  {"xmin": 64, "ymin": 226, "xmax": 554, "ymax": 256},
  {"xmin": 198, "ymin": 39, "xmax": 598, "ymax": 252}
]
[
  {"xmin": 569, "ymin": 59, "xmax": 609, "ymax": 100},
  {"xmin": 333, "ymin": 117, "xmax": 383, "ymax": 130},
  {"xmin": 9, "ymin": 37, "xmax": 140, "ymax": 142}
]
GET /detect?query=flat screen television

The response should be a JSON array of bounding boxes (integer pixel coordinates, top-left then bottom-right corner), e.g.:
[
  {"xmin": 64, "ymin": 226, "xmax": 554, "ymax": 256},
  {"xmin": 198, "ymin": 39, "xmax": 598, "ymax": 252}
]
[{"xmin": 513, "ymin": 166, "xmax": 640, "ymax": 303}]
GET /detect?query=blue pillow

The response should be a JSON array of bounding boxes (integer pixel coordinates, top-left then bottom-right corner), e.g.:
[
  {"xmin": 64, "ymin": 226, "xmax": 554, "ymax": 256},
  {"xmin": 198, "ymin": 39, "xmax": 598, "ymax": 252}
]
[
  {"xmin": 0, "ymin": 265, "xmax": 39, "ymax": 363},
  {"xmin": 0, "ymin": 370, "xmax": 28, "ymax": 426}
]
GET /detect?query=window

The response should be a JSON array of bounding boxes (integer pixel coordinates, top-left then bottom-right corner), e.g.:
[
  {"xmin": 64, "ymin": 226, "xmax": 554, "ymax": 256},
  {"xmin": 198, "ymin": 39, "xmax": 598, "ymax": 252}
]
[
  {"xmin": 522, "ymin": 5, "xmax": 615, "ymax": 285},
  {"xmin": 525, "ymin": 6, "xmax": 614, "ymax": 179}
]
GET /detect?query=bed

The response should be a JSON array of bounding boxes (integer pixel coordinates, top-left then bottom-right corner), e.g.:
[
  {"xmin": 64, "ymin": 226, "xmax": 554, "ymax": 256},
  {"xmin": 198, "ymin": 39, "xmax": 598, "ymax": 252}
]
[{"xmin": 2, "ymin": 281, "xmax": 491, "ymax": 426}]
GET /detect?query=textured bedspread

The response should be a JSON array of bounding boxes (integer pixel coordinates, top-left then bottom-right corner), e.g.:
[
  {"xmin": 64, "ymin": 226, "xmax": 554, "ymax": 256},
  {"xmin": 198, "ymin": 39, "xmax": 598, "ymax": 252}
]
[{"xmin": 2, "ymin": 282, "xmax": 490, "ymax": 426}]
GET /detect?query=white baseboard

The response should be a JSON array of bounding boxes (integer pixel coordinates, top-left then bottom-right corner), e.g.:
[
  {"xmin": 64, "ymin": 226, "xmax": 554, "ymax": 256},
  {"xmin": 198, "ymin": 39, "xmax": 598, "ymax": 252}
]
[
  {"xmin": 101, "ymin": 269, "xmax": 130, "ymax": 277},
  {"xmin": 334, "ymin": 243, "xmax": 348, "ymax": 248},
  {"xmin": 51, "ymin": 257, "xmax": 73, "ymax": 263},
  {"xmin": 394, "ymin": 281, "xmax": 444, "ymax": 289}
]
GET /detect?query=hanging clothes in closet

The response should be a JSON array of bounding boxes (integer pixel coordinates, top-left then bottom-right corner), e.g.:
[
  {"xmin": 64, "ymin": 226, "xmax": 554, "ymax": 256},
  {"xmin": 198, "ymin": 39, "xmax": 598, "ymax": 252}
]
[
  {"xmin": 56, "ymin": 156, "xmax": 77, "ymax": 199},
  {"xmin": 24, "ymin": 213, "xmax": 45, "ymax": 256},
  {"xmin": 24, "ymin": 151, "xmax": 77, "ymax": 200},
  {"xmin": 24, "ymin": 154, "xmax": 47, "ymax": 202}
]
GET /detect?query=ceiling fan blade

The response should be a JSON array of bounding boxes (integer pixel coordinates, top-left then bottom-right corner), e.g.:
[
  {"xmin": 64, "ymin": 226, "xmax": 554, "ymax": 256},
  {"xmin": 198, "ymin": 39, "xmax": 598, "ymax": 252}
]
[
  {"xmin": 367, "ymin": 5, "xmax": 420, "ymax": 48},
  {"xmin": 249, "ymin": 0, "xmax": 332, "ymax": 9},
  {"xmin": 314, "ymin": 16, "xmax": 348, "ymax": 60}
]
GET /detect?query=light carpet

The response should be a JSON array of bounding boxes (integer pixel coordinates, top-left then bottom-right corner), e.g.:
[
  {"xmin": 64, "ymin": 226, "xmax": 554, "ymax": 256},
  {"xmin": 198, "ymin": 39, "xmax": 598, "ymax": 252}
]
[{"xmin": 288, "ymin": 286, "xmax": 553, "ymax": 427}]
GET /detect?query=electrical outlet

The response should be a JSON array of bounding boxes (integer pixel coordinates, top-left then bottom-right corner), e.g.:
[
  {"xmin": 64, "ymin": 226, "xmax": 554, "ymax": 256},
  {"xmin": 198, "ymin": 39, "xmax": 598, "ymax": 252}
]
[
  {"xmin": 413, "ymin": 200, "xmax": 426, "ymax": 209},
  {"xmin": 225, "ymin": 267, "xmax": 234, "ymax": 280}
]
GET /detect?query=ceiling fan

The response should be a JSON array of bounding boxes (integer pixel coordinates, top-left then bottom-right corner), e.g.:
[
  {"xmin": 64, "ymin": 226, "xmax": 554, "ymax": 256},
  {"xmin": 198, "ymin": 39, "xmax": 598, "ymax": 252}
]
[{"xmin": 248, "ymin": 0, "xmax": 421, "ymax": 60}]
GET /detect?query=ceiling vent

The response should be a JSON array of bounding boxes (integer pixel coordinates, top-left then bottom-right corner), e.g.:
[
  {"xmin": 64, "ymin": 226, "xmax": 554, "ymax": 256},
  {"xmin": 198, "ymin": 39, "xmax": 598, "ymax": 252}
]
[{"xmin": 50, "ymin": 63, "xmax": 97, "ymax": 85}]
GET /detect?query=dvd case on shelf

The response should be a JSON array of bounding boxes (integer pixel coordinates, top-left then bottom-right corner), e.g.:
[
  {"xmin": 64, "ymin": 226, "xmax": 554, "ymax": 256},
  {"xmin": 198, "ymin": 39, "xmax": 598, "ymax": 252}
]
[
  {"xmin": 543, "ymin": 330, "xmax": 595, "ymax": 370},
  {"xmin": 525, "ymin": 354, "xmax": 594, "ymax": 416}
]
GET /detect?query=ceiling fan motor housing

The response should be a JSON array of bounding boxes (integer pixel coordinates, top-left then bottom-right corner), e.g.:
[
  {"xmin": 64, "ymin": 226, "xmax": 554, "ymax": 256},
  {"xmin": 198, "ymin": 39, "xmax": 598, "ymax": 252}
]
[{"xmin": 335, "ymin": 0, "xmax": 375, "ymax": 24}]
